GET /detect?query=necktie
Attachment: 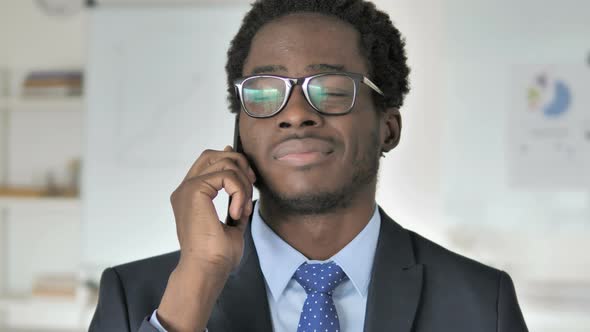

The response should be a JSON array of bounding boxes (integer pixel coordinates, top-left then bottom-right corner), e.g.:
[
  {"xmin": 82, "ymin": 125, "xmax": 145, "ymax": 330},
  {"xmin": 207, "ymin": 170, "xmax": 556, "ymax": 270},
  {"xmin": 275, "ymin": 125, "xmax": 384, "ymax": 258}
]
[{"xmin": 293, "ymin": 261, "xmax": 348, "ymax": 332}]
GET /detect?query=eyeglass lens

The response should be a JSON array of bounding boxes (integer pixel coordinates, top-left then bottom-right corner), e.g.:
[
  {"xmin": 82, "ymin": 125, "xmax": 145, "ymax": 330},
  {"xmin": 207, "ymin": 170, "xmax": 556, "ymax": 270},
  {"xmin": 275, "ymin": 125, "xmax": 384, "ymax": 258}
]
[
  {"xmin": 242, "ymin": 74, "xmax": 356, "ymax": 117},
  {"xmin": 243, "ymin": 77, "xmax": 286, "ymax": 117}
]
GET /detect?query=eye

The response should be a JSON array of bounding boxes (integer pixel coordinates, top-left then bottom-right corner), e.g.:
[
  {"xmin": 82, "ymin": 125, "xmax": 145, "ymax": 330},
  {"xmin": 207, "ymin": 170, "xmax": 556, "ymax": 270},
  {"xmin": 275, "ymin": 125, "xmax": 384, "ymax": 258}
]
[
  {"xmin": 244, "ymin": 88, "xmax": 281, "ymax": 102},
  {"xmin": 323, "ymin": 90, "xmax": 352, "ymax": 98}
]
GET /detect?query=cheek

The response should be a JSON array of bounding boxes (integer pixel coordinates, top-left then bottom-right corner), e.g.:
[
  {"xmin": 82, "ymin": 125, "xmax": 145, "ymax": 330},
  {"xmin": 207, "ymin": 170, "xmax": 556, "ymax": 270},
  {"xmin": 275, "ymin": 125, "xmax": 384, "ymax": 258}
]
[
  {"xmin": 345, "ymin": 114, "xmax": 380, "ymax": 161},
  {"xmin": 239, "ymin": 118, "xmax": 270, "ymax": 165},
  {"xmin": 350, "ymin": 132, "xmax": 372, "ymax": 163}
]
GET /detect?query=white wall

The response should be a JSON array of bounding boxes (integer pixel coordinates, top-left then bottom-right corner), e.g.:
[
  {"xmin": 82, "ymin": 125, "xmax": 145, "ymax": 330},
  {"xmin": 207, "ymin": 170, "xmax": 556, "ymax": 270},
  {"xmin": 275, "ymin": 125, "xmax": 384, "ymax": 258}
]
[
  {"xmin": 82, "ymin": 6, "xmax": 249, "ymax": 271},
  {"xmin": 0, "ymin": 1, "xmax": 87, "ymax": 67},
  {"xmin": 373, "ymin": 0, "xmax": 446, "ymax": 242}
]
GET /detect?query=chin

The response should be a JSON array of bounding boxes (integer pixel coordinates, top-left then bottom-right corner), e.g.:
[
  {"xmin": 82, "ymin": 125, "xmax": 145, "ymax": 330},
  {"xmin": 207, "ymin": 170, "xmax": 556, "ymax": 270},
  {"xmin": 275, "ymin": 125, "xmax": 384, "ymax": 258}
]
[
  {"xmin": 262, "ymin": 187, "xmax": 353, "ymax": 216},
  {"xmin": 273, "ymin": 171, "xmax": 343, "ymax": 195},
  {"xmin": 258, "ymin": 172, "xmax": 365, "ymax": 216}
]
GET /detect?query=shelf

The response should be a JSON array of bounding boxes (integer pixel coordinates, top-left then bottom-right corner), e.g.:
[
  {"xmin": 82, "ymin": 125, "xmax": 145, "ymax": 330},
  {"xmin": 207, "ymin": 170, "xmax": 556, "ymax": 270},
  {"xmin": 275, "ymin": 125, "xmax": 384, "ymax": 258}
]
[
  {"xmin": 0, "ymin": 197, "xmax": 81, "ymax": 210},
  {"xmin": 0, "ymin": 97, "xmax": 83, "ymax": 112}
]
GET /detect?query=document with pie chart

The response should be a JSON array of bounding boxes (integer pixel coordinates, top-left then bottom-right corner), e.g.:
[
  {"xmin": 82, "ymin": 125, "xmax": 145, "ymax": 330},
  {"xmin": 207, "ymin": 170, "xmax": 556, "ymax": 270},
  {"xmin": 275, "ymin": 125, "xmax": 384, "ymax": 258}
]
[{"xmin": 508, "ymin": 65, "xmax": 590, "ymax": 189}]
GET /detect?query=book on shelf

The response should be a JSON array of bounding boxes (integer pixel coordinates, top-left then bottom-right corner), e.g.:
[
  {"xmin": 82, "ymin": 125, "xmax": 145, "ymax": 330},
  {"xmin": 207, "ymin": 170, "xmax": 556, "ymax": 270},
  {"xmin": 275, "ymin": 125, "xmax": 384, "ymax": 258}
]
[
  {"xmin": 23, "ymin": 70, "xmax": 82, "ymax": 83},
  {"xmin": 21, "ymin": 86, "xmax": 83, "ymax": 98},
  {"xmin": 0, "ymin": 186, "xmax": 79, "ymax": 198},
  {"xmin": 21, "ymin": 69, "xmax": 83, "ymax": 98},
  {"xmin": 0, "ymin": 187, "xmax": 45, "ymax": 197},
  {"xmin": 32, "ymin": 274, "xmax": 78, "ymax": 299}
]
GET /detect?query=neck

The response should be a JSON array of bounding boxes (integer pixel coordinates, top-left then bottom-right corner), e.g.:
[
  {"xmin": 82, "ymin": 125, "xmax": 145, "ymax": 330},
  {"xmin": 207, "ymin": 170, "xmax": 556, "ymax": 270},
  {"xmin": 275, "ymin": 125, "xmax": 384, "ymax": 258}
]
[{"xmin": 258, "ymin": 184, "xmax": 377, "ymax": 261}]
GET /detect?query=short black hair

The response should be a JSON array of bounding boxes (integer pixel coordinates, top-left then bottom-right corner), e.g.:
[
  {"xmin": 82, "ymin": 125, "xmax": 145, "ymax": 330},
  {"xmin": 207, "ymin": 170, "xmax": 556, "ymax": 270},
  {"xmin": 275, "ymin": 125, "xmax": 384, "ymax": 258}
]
[{"xmin": 225, "ymin": 0, "xmax": 410, "ymax": 114}]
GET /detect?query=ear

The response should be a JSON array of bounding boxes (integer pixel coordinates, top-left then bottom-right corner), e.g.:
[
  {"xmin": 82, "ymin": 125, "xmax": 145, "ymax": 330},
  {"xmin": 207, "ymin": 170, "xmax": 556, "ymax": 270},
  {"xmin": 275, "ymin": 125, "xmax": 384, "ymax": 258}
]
[{"xmin": 380, "ymin": 107, "xmax": 401, "ymax": 154}]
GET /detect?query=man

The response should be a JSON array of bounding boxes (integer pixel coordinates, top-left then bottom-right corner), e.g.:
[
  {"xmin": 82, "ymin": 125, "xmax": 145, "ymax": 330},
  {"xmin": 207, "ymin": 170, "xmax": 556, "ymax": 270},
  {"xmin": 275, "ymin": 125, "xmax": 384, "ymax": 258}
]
[{"xmin": 90, "ymin": 1, "xmax": 528, "ymax": 331}]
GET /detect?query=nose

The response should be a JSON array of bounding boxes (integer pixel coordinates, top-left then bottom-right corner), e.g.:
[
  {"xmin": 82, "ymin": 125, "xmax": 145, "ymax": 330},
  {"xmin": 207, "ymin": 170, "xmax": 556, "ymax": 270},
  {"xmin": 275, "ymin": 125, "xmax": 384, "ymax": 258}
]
[{"xmin": 275, "ymin": 86, "xmax": 323, "ymax": 129}]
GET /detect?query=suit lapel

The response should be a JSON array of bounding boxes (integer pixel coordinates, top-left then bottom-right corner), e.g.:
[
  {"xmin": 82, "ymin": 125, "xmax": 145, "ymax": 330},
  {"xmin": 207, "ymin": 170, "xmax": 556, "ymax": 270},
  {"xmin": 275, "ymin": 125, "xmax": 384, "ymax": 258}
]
[
  {"xmin": 363, "ymin": 208, "xmax": 423, "ymax": 332},
  {"xmin": 215, "ymin": 221, "xmax": 274, "ymax": 332}
]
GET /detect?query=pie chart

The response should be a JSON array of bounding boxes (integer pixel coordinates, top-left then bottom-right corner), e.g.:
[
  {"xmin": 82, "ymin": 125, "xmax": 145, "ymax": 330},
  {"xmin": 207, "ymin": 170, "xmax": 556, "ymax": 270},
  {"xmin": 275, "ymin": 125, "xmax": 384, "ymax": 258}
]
[{"xmin": 543, "ymin": 80, "xmax": 571, "ymax": 117}]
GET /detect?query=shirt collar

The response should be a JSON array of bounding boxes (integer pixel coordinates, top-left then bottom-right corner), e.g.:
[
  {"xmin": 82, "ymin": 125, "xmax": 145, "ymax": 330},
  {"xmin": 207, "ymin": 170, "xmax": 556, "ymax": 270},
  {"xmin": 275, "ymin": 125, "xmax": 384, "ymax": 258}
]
[{"xmin": 251, "ymin": 201, "xmax": 381, "ymax": 301}]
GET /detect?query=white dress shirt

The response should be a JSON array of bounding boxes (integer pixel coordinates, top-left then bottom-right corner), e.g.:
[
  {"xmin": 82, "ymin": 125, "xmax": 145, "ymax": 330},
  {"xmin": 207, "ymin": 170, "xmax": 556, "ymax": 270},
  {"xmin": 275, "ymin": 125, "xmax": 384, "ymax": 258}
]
[{"xmin": 151, "ymin": 201, "xmax": 381, "ymax": 332}]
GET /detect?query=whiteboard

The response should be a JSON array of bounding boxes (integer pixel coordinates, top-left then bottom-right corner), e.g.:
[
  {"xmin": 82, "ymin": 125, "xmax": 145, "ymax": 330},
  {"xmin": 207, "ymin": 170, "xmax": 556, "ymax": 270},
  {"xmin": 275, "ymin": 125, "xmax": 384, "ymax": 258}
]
[{"xmin": 83, "ymin": 5, "xmax": 249, "ymax": 272}]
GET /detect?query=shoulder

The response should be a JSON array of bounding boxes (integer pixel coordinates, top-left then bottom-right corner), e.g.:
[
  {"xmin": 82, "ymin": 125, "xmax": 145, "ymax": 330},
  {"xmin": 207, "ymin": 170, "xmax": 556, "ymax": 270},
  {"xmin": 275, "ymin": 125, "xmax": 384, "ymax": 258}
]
[
  {"xmin": 405, "ymin": 229, "xmax": 527, "ymax": 328},
  {"xmin": 378, "ymin": 209, "xmax": 501, "ymax": 282},
  {"xmin": 91, "ymin": 251, "xmax": 181, "ymax": 329},
  {"xmin": 408, "ymin": 230, "xmax": 500, "ymax": 280},
  {"xmin": 101, "ymin": 250, "xmax": 181, "ymax": 309},
  {"xmin": 112, "ymin": 251, "xmax": 181, "ymax": 277},
  {"xmin": 404, "ymin": 227, "xmax": 507, "ymax": 304},
  {"xmin": 379, "ymin": 208, "xmax": 506, "ymax": 294},
  {"xmin": 109, "ymin": 251, "xmax": 181, "ymax": 289}
]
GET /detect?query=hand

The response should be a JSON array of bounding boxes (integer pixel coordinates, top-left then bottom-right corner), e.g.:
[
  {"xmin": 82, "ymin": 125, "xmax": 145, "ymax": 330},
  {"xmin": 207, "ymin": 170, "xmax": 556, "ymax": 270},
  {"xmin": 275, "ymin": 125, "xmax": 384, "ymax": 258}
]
[
  {"xmin": 172, "ymin": 145, "xmax": 256, "ymax": 273},
  {"xmin": 157, "ymin": 145, "xmax": 256, "ymax": 332}
]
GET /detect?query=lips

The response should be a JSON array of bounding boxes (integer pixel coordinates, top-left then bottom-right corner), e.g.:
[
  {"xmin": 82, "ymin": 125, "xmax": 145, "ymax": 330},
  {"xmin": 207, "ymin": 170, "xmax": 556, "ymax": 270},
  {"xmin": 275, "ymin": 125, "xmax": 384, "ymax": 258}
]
[{"xmin": 273, "ymin": 138, "xmax": 334, "ymax": 160}]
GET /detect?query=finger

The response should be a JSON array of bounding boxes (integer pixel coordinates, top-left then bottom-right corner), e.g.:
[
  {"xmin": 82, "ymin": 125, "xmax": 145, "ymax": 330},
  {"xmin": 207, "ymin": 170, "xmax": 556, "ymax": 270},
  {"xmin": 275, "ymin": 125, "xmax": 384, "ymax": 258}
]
[
  {"xmin": 245, "ymin": 199, "xmax": 253, "ymax": 217},
  {"xmin": 182, "ymin": 148, "xmax": 256, "ymax": 183},
  {"xmin": 225, "ymin": 219, "xmax": 248, "ymax": 266},
  {"xmin": 210, "ymin": 148, "xmax": 256, "ymax": 183},
  {"xmin": 232, "ymin": 199, "xmax": 253, "ymax": 225},
  {"xmin": 191, "ymin": 170, "xmax": 249, "ymax": 220},
  {"xmin": 224, "ymin": 209, "xmax": 251, "ymax": 235},
  {"xmin": 200, "ymin": 157, "xmax": 254, "ymax": 199}
]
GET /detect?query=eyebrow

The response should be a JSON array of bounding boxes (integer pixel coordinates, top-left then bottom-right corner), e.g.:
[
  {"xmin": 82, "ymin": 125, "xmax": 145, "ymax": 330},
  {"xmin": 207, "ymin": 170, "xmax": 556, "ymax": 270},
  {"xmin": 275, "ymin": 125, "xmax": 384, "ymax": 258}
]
[
  {"xmin": 305, "ymin": 63, "xmax": 345, "ymax": 72},
  {"xmin": 251, "ymin": 65, "xmax": 287, "ymax": 74},
  {"xmin": 249, "ymin": 63, "xmax": 345, "ymax": 75}
]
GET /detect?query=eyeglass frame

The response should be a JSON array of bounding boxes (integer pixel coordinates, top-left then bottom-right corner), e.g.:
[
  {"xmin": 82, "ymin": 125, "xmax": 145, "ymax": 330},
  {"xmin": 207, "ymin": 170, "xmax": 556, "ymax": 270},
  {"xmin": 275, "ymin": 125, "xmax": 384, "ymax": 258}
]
[{"xmin": 233, "ymin": 71, "xmax": 385, "ymax": 118}]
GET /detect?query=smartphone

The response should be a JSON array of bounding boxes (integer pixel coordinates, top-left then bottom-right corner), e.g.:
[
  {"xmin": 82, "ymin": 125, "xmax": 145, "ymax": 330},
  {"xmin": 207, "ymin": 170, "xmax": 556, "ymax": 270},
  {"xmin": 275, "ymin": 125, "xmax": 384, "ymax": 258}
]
[{"xmin": 226, "ymin": 115, "xmax": 243, "ymax": 226}]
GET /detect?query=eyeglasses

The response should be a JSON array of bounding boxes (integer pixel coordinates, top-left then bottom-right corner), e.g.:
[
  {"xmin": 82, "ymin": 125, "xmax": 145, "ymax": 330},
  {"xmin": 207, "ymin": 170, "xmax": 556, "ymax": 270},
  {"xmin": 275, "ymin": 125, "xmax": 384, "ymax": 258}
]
[{"xmin": 233, "ymin": 71, "xmax": 384, "ymax": 118}]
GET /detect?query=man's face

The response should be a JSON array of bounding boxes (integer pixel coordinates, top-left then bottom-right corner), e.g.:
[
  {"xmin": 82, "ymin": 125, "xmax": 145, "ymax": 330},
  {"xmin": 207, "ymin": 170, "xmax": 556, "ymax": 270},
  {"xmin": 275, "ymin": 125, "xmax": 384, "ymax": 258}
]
[{"xmin": 239, "ymin": 13, "xmax": 389, "ymax": 215}]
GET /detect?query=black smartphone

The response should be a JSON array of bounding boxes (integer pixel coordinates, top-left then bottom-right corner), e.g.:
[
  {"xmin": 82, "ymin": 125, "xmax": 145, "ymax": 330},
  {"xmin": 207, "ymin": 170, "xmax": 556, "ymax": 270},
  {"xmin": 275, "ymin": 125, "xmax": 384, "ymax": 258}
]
[{"xmin": 226, "ymin": 115, "xmax": 243, "ymax": 226}]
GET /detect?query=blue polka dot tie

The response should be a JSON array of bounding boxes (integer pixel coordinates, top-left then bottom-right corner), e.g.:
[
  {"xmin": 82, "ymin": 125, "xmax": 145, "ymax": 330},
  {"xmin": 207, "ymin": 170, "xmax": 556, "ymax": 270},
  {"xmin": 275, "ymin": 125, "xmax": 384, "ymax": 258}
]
[{"xmin": 293, "ymin": 261, "xmax": 348, "ymax": 332}]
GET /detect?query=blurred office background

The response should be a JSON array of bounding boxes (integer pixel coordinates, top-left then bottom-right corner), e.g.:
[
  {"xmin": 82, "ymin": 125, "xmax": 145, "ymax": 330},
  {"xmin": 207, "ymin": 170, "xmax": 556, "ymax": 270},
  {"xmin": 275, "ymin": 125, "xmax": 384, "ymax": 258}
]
[{"xmin": 0, "ymin": 0, "xmax": 588, "ymax": 330}]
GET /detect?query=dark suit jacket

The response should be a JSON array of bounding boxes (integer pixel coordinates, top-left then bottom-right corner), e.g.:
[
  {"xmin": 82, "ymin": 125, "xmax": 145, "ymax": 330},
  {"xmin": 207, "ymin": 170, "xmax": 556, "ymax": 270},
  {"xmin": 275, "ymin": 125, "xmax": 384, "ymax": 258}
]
[{"xmin": 89, "ymin": 208, "xmax": 528, "ymax": 331}]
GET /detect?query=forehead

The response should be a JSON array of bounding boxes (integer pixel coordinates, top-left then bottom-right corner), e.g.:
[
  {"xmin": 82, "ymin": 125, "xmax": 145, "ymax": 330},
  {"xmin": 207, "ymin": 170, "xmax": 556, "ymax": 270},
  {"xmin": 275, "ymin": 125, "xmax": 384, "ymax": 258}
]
[{"xmin": 242, "ymin": 13, "xmax": 368, "ymax": 76}]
